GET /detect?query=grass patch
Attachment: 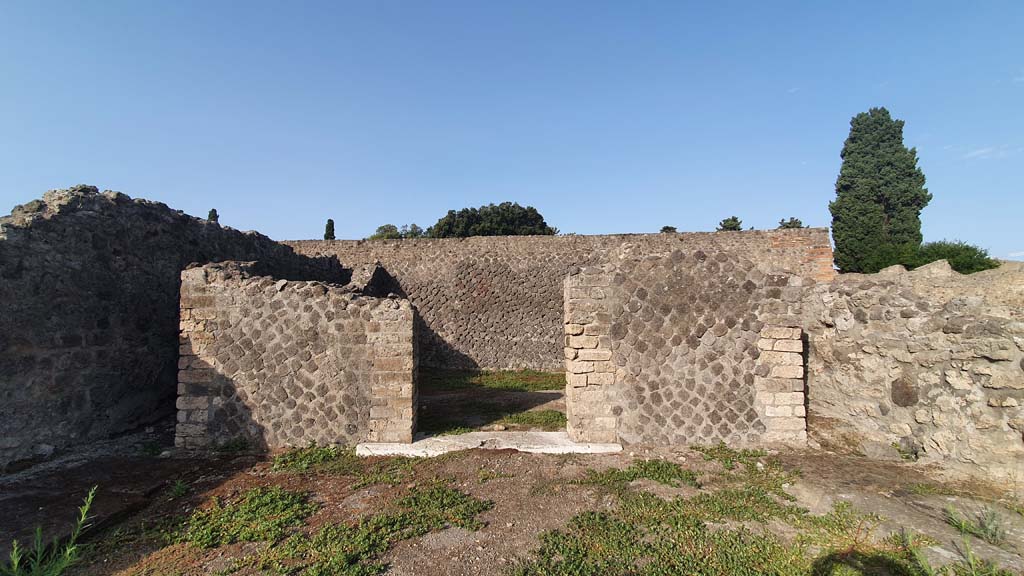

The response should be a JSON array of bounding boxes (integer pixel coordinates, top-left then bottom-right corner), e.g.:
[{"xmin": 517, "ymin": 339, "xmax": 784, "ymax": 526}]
[
  {"xmin": 256, "ymin": 482, "xmax": 492, "ymax": 575},
  {"xmin": 181, "ymin": 486, "xmax": 317, "ymax": 548},
  {"xmin": 271, "ymin": 445, "xmax": 418, "ymax": 488},
  {"xmin": 353, "ymin": 457, "xmax": 419, "ymax": 488},
  {"xmin": 420, "ymin": 369, "xmax": 564, "ymax": 393},
  {"xmin": 272, "ymin": 445, "xmax": 362, "ymax": 475},
  {"xmin": 498, "ymin": 410, "xmax": 567, "ymax": 431},
  {"xmin": 577, "ymin": 459, "xmax": 701, "ymax": 494},
  {"xmin": 692, "ymin": 442, "xmax": 768, "ymax": 471}
]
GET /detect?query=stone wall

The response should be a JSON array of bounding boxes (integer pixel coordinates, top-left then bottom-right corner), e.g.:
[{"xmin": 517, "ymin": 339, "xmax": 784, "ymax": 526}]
[
  {"xmin": 0, "ymin": 186, "xmax": 343, "ymax": 469},
  {"xmin": 564, "ymin": 245, "xmax": 809, "ymax": 447},
  {"xmin": 176, "ymin": 262, "xmax": 415, "ymax": 450},
  {"xmin": 287, "ymin": 229, "xmax": 833, "ymax": 371},
  {"xmin": 804, "ymin": 260, "xmax": 1024, "ymax": 484}
]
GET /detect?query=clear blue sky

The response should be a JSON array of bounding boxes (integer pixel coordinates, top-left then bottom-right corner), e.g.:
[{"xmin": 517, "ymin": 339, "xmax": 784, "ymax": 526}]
[{"xmin": 1, "ymin": 2, "xmax": 1021, "ymax": 258}]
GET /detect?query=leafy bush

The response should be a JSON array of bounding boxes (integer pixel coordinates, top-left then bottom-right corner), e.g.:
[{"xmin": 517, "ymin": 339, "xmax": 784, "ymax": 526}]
[
  {"xmin": 716, "ymin": 216, "xmax": 743, "ymax": 231},
  {"xmin": 914, "ymin": 241, "xmax": 1000, "ymax": 274},
  {"xmin": 428, "ymin": 202, "xmax": 557, "ymax": 238},
  {"xmin": 2, "ymin": 487, "xmax": 96, "ymax": 576},
  {"xmin": 838, "ymin": 239, "xmax": 999, "ymax": 275}
]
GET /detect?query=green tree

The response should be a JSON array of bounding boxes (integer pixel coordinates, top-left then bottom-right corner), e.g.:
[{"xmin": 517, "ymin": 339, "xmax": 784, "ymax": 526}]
[
  {"xmin": 207, "ymin": 208, "xmax": 219, "ymax": 224},
  {"xmin": 323, "ymin": 219, "xmax": 335, "ymax": 240},
  {"xmin": 368, "ymin": 224, "xmax": 402, "ymax": 240},
  {"xmin": 716, "ymin": 216, "xmax": 743, "ymax": 232},
  {"xmin": 427, "ymin": 202, "xmax": 557, "ymax": 238},
  {"xmin": 777, "ymin": 217, "xmax": 805, "ymax": 229},
  {"xmin": 400, "ymin": 223, "xmax": 425, "ymax": 238},
  {"xmin": 660, "ymin": 226, "xmax": 678, "ymax": 233},
  {"xmin": 830, "ymin": 107, "xmax": 931, "ymax": 273}
]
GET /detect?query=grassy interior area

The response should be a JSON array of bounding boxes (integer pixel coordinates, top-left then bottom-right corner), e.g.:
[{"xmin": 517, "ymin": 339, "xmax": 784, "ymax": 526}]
[
  {"xmin": 419, "ymin": 369, "xmax": 565, "ymax": 393},
  {"xmin": 417, "ymin": 369, "xmax": 567, "ymax": 436}
]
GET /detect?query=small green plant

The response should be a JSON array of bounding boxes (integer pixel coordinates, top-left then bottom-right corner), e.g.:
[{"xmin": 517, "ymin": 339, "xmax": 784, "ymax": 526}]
[
  {"xmin": 949, "ymin": 537, "xmax": 1015, "ymax": 576},
  {"xmin": 945, "ymin": 506, "xmax": 1006, "ymax": 546},
  {"xmin": 354, "ymin": 457, "xmax": 419, "ymax": 488},
  {"xmin": 577, "ymin": 459, "xmax": 700, "ymax": 494},
  {"xmin": 692, "ymin": 442, "xmax": 767, "ymax": 471},
  {"xmin": 477, "ymin": 468, "xmax": 513, "ymax": 484},
  {"xmin": 3, "ymin": 486, "xmax": 96, "ymax": 576},
  {"xmin": 892, "ymin": 441, "xmax": 919, "ymax": 461},
  {"xmin": 181, "ymin": 486, "xmax": 317, "ymax": 548},
  {"xmin": 169, "ymin": 479, "xmax": 189, "ymax": 499}
]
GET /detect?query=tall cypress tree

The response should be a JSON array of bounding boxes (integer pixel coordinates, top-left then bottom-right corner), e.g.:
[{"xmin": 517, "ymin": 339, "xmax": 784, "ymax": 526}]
[
  {"xmin": 830, "ymin": 107, "xmax": 931, "ymax": 273},
  {"xmin": 324, "ymin": 218, "xmax": 335, "ymax": 240}
]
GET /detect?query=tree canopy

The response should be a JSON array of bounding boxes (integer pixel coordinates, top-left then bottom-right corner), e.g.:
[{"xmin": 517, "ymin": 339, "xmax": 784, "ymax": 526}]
[
  {"xmin": 323, "ymin": 219, "xmax": 335, "ymax": 240},
  {"xmin": 207, "ymin": 208, "xmax": 219, "ymax": 224},
  {"xmin": 777, "ymin": 217, "xmax": 805, "ymax": 229},
  {"xmin": 660, "ymin": 226, "xmax": 678, "ymax": 233},
  {"xmin": 368, "ymin": 224, "xmax": 403, "ymax": 240},
  {"xmin": 427, "ymin": 202, "xmax": 557, "ymax": 238},
  {"xmin": 716, "ymin": 216, "xmax": 743, "ymax": 232},
  {"xmin": 830, "ymin": 107, "xmax": 931, "ymax": 273}
]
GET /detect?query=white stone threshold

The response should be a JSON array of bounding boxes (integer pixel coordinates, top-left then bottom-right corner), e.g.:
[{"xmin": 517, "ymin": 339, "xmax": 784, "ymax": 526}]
[{"xmin": 356, "ymin": 430, "xmax": 622, "ymax": 457}]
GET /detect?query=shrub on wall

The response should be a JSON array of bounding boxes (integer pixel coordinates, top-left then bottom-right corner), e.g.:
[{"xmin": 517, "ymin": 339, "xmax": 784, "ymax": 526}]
[
  {"xmin": 913, "ymin": 241, "xmax": 1000, "ymax": 274},
  {"xmin": 427, "ymin": 202, "xmax": 557, "ymax": 238},
  {"xmin": 716, "ymin": 216, "xmax": 743, "ymax": 231}
]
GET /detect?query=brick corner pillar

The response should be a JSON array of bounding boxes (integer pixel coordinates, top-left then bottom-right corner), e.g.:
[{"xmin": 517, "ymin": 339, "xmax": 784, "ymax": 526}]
[
  {"xmin": 367, "ymin": 299, "xmax": 416, "ymax": 443},
  {"xmin": 564, "ymin": 266, "xmax": 617, "ymax": 443},
  {"xmin": 754, "ymin": 325, "xmax": 807, "ymax": 446}
]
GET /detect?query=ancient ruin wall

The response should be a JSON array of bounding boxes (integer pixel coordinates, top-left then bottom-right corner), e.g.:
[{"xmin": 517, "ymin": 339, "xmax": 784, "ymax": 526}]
[
  {"xmin": 0, "ymin": 186, "xmax": 343, "ymax": 469},
  {"xmin": 564, "ymin": 246, "xmax": 808, "ymax": 446},
  {"xmin": 288, "ymin": 229, "xmax": 833, "ymax": 371},
  {"xmin": 804, "ymin": 260, "xmax": 1024, "ymax": 484},
  {"xmin": 176, "ymin": 262, "xmax": 415, "ymax": 449}
]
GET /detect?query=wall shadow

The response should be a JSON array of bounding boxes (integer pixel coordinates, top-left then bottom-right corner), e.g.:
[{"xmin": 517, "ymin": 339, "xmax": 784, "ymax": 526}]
[{"xmin": 415, "ymin": 369, "xmax": 566, "ymax": 438}]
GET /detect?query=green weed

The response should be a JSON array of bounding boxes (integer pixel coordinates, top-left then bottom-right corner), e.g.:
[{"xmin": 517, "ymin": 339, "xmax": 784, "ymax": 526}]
[
  {"xmin": 944, "ymin": 506, "xmax": 1006, "ymax": 546},
  {"xmin": 181, "ymin": 486, "xmax": 317, "ymax": 548},
  {"xmin": 692, "ymin": 442, "xmax": 767, "ymax": 471},
  {"xmin": 2, "ymin": 486, "xmax": 96, "ymax": 576},
  {"xmin": 169, "ymin": 479, "xmax": 190, "ymax": 499},
  {"xmin": 477, "ymin": 468, "xmax": 513, "ymax": 484},
  {"xmin": 256, "ymin": 483, "xmax": 492, "ymax": 575},
  {"xmin": 577, "ymin": 459, "xmax": 701, "ymax": 493}
]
